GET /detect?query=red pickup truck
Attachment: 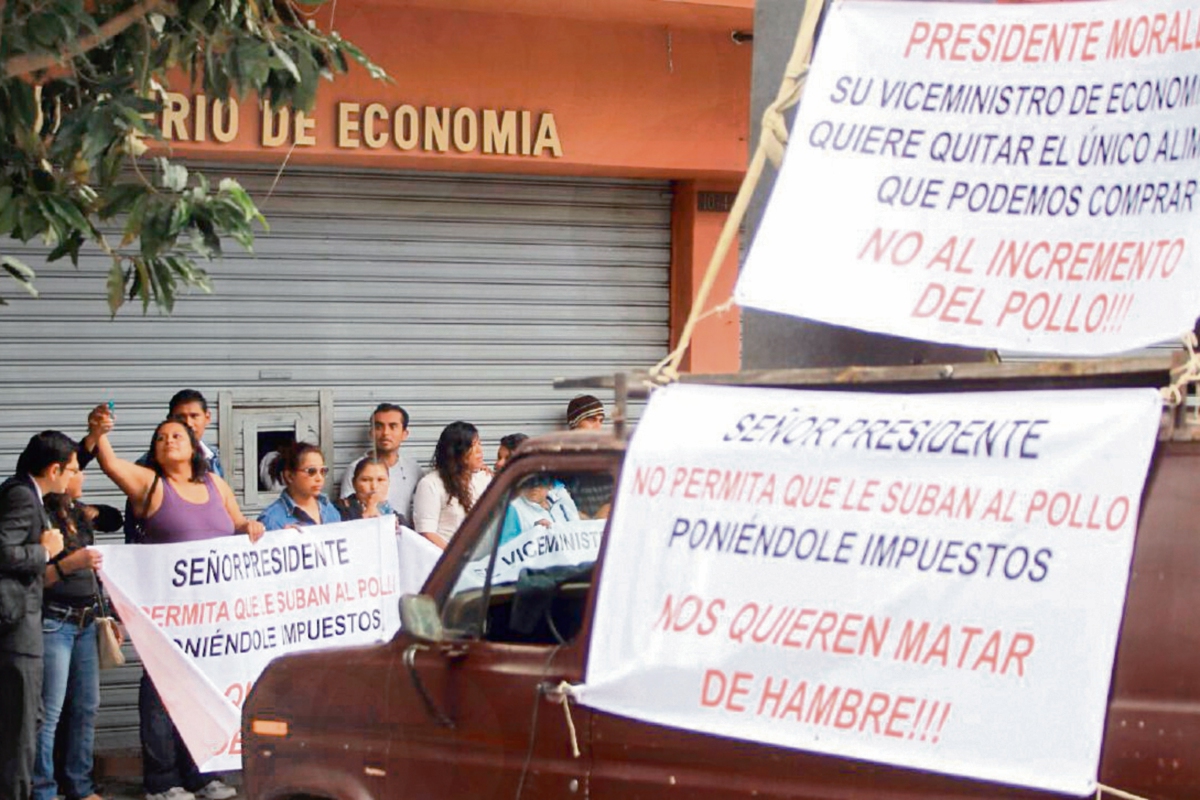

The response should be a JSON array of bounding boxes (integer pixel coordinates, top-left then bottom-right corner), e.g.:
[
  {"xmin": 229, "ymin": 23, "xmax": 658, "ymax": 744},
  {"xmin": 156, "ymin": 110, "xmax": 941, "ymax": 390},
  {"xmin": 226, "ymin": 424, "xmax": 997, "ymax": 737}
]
[{"xmin": 240, "ymin": 356, "xmax": 1199, "ymax": 799}]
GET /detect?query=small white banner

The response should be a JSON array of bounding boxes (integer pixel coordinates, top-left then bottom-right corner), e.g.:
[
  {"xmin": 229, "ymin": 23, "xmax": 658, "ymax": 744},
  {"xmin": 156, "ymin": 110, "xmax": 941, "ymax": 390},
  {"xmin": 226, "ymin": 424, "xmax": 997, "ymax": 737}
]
[
  {"xmin": 575, "ymin": 384, "xmax": 1161, "ymax": 795},
  {"xmin": 460, "ymin": 520, "xmax": 605, "ymax": 589},
  {"xmin": 94, "ymin": 518, "xmax": 438, "ymax": 771},
  {"xmin": 737, "ymin": 0, "xmax": 1200, "ymax": 354}
]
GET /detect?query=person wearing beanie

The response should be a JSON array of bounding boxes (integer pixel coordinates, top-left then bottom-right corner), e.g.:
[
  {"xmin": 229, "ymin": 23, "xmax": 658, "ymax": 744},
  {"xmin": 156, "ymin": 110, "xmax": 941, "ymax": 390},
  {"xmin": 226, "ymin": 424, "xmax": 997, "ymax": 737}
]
[
  {"xmin": 566, "ymin": 395, "xmax": 605, "ymax": 430},
  {"xmin": 562, "ymin": 395, "xmax": 613, "ymax": 519}
]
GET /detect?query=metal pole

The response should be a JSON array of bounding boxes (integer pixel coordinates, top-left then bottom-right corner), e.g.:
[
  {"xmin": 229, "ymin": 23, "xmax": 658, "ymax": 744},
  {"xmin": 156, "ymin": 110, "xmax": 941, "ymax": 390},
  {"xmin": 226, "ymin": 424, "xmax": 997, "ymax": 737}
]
[{"xmin": 613, "ymin": 371, "xmax": 628, "ymax": 440}]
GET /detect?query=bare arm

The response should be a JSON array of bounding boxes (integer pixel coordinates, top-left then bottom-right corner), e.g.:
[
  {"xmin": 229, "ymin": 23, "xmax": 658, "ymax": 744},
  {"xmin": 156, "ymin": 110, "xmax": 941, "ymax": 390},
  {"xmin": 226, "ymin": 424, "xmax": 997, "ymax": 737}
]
[
  {"xmin": 411, "ymin": 477, "xmax": 447, "ymax": 548},
  {"xmin": 79, "ymin": 404, "xmax": 112, "ymax": 460},
  {"xmin": 422, "ymin": 532, "xmax": 449, "ymax": 550},
  {"xmin": 94, "ymin": 433, "xmax": 158, "ymax": 507},
  {"xmin": 213, "ymin": 474, "xmax": 265, "ymax": 543}
]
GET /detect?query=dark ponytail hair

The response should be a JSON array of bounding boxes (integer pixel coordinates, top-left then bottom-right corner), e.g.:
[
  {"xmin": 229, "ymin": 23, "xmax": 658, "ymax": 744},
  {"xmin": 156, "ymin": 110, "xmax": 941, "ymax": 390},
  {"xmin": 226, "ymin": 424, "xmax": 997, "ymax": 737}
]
[
  {"xmin": 433, "ymin": 421, "xmax": 478, "ymax": 513},
  {"xmin": 269, "ymin": 441, "xmax": 324, "ymax": 484},
  {"xmin": 44, "ymin": 493, "xmax": 83, "ymax": 548}
]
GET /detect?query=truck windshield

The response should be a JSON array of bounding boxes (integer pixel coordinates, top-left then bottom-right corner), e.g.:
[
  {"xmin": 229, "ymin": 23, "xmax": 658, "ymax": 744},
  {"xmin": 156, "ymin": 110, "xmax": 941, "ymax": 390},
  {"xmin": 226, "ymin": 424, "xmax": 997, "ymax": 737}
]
[{"xmin": 440, "ymin": 468, "xmax": 612, "ymax": 645}]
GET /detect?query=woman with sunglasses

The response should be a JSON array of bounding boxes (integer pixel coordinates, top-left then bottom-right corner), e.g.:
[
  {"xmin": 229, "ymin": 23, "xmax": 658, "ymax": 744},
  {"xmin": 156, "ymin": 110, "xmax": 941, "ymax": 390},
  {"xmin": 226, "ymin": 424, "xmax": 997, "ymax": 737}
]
[{"xmin": 257, "ymin": 442, "xmax": 342, "ymax": 530}]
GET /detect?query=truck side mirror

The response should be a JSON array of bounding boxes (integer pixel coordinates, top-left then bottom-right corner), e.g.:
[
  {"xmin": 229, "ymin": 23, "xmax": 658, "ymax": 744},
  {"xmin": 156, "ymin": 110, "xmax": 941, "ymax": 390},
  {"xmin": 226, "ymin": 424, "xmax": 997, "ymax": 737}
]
[{"xmin": 400, "ymin": 594, "xmax": 444, "ymax": 642}]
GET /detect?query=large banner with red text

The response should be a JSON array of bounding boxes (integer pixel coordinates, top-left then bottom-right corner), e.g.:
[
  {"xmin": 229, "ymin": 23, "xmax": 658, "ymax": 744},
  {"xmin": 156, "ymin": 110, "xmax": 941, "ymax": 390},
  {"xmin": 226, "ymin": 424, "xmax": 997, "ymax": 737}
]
[
  {"xmin": 576, "ymin": 384, "xmax": 1161, "ymax": 794},
  {"xmin": 94, "ymin": 518, "xmax": 427, "ymax": 772},
  {"xmin": 737, "ymin": 0, "xmax": 1200, "ymax": 355}
]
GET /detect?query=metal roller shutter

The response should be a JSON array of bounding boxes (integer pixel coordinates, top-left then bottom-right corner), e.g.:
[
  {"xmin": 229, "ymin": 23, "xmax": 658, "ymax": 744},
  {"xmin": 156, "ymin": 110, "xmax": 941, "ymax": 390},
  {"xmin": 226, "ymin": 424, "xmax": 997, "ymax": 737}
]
[{"xmin": 0, "ymin": 164, "xmax": 672, "ymax": 752}]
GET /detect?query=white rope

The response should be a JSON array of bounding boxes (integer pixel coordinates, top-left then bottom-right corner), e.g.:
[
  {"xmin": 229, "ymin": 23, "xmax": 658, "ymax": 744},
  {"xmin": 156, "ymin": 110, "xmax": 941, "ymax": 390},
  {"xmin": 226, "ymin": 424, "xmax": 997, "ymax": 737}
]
[
  {"xmin": 1160, "ymin": 330, "xmax": 1200, "ymax": 408},
  {"xmin": 647, "ymin": 0, "xmax": 828, "ymax": 386},
  {"xmin": 554, "ymin": 681, "xmax": 581, "ymax": 758},
  {"xmin": 1095, "ymin": 782, "xmax": 1151, "ymax": 800},
  {"xmin": 649, "ymin": 297, "xmax": 740, "ymax": 388}
]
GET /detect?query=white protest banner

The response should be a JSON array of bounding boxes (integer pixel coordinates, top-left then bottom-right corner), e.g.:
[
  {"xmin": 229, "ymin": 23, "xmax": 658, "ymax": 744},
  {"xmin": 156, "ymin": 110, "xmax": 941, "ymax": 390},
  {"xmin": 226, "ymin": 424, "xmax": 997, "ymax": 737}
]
[
  {"xmin": 457, "ymin": 520, "xmax": 604, "ymax": 590},
  {"xmin": 396, "ymin": 525, "xmax": 444, "ymax": 596},
  {"xmin": 575, "ymin": 384, "xmax": 1161, "ymax": 795},
  {"xmin": 96, "ymin": 517, "xmax": 402, "ymax": 772},
  {"xmin": 737, "ymin": 0, "xmax": 1200, "ymax": 355}
]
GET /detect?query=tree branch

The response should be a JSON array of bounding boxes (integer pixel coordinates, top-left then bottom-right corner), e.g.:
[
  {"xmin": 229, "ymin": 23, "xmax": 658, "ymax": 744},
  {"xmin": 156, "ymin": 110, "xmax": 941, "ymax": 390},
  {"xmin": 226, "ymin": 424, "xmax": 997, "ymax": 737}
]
[{"xmin": 2, "ymin": 0, "xmax": 169, "ymax": 79}]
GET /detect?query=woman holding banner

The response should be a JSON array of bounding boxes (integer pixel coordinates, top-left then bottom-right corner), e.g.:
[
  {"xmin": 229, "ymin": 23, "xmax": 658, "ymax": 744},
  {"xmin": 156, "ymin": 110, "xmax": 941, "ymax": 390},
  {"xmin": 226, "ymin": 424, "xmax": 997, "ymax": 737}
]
[
  {"xmin": 258, "ymin": 442, "xmax": 342, "ymax": 530},
  {"xmin": 91, "ymin": 418, "xmax": 263, "ymax": 546},
  {"xmin": 89, "ymin": 413, "xmax": 262, "ymax": 800}
]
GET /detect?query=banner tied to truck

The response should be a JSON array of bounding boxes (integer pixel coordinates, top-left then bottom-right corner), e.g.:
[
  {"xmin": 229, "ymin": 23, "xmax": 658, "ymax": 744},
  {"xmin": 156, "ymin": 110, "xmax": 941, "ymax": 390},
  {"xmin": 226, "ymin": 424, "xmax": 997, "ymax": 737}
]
[
  {"xmin": 576, "ymin": 384, "xmax": 1162, "ymax": 795},
  {"xmin": 737, "ymin": 0, "xmax": 1200, "ymax": 355},
  {"xmin": 94, "ymin": 518, "xmax": 441, "ymax": 772}
]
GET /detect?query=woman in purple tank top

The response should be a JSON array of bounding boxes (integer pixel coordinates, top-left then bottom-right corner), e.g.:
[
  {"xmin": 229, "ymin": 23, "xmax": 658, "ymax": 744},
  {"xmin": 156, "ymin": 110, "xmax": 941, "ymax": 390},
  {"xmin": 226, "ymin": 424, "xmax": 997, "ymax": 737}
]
[
  {"xmin": 90, "ymin": 416, "xmax": 261, "ymax": 800},
  {"xmin": 92, "ymin": 419, "xmax": 264, "ymax": 544}
]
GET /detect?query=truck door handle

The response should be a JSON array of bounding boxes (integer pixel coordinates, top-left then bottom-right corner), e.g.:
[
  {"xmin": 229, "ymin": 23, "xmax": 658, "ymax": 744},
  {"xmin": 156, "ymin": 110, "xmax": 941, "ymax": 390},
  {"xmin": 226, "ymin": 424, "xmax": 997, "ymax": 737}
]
[{"xmin": 404, "ymin": 643, "xmax": 455, "ymax": 729}]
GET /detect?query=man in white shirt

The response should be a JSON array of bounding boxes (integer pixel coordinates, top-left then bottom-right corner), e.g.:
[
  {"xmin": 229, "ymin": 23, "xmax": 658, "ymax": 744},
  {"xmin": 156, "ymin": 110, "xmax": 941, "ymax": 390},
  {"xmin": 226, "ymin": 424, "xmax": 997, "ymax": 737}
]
[{"xmin": 341, "ymin": 403, "xmax": 422, "ymax": 518}]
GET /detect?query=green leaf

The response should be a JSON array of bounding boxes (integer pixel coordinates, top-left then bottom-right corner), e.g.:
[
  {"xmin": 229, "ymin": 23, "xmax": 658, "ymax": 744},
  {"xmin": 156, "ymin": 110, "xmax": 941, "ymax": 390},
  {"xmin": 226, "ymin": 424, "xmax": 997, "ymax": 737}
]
[
  {"xmin": 218, "ymin": 178, "xmax": 264, "ymax": 225},
  {"xmin": 269, "ymin": 42, "xmax": 302, "ymax": 82},
  {"xmin": 0, "ymin": 0, "xmax": 384, "ymax": 314},
  {"xmin": 0, "ymin": 188, "xmax": 17, "ymax": 236},
  {"xmin": 106, "ymin": 261, "xmax": 125, "ymax": 316},
  {"xmin": 168, "ymin": 199, "xmax": 190, "ymax": 236},
  {"xmin": 5, "ymin": 83, "xmax": 38, "ymax": 130},
  {"xmin": 133, "ymin": 257, "xmax": 152, "ymax": 312},
  {"xmin": 46, "ymin": 231, "xmax": 84, "ymax": 266},
  {"xmin": 17, "ymin": 200, "xmax": 49, "ymax": 241},
  {"xmin": 100, "ymin": 184, "xmax": 145, "ymax": 219},
  {"xmin": 234, "ymin": 41, "xmax": 272, "ymax": 89},
  {"xmin": 197, "ymin": 216, "xmax": 221, "ymax": 258},
  {"xmin": 152, "ymin": 258, "xmax": 176, "ymax": 312},
  {"xmin": 1, "ymin": 255, "xmax": 37, "ymax": 285},
  {"xmin": 124, "ymin": 194, "xmax": 149, "ymax": 243},
  {"xmin": 1, "ymin": 256, "xmax": 39, "ymax": 302},
  {"xmin": 43, "ymin": 196, "xmax": 95, "ymax": 237},
  {"xmin": 29, "ymin": 13, "xmax": 62, "ymax": 47}
]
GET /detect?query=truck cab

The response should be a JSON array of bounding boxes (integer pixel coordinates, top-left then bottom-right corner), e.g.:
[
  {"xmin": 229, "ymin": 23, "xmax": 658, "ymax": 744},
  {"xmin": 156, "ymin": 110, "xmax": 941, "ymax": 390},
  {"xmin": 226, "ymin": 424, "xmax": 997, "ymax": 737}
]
[{"xmin": 242, "ymin": 357, "xmax": 1200, "ymax": 799}]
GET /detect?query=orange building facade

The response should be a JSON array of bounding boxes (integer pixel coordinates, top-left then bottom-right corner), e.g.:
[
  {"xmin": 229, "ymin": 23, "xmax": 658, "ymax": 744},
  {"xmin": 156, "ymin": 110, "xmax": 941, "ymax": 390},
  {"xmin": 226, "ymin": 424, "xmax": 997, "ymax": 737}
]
[{"xmin": 160, "ymin": 0, "xmax": 752, "ymax": 372}]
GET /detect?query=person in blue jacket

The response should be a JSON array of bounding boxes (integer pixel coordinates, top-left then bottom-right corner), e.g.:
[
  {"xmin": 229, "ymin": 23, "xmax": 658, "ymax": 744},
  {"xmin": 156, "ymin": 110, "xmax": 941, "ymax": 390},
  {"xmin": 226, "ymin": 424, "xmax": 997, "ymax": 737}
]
[{"xmin": 258, "ymin": 442, "xmax": 341, "ymax": 531}]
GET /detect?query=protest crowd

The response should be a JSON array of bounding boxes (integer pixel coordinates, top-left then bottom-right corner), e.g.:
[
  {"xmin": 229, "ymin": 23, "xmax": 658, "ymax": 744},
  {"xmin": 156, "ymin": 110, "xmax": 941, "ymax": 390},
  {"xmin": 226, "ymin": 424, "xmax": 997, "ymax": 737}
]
[{"xmin": 0, "ymin": 389, "xmax": 609, "ymax": 800}]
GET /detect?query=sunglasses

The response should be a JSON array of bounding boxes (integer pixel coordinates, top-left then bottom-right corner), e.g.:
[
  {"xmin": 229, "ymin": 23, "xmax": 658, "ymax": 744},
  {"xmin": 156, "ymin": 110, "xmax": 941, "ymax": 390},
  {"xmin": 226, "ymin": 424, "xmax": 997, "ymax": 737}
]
[{"xmin": 294, "ymin": 466, "xmax": 329, "ymax": 477}]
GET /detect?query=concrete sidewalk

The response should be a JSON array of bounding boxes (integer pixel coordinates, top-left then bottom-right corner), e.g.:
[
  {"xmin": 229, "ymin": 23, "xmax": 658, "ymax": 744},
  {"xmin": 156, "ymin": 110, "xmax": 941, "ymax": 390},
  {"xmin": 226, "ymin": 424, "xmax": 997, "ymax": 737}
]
[
  {"xmin": 94, "ymin": 755, "xmax": 242, "ymax": 800},
  {"xmin": 95, "ymin": 776, "xmax": 243, "ymax": 800}
]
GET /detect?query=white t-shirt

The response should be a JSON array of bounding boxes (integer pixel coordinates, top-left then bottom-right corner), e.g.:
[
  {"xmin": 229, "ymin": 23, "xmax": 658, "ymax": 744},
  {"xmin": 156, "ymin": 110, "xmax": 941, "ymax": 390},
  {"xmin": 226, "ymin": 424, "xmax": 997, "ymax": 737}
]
[
  {"xmin": 412, "ymin": 470, "xmax": 492, "ymax": 539},
  {"xmin": 340, "ymin": 452, "xmax": 422, "ymax": 518}
]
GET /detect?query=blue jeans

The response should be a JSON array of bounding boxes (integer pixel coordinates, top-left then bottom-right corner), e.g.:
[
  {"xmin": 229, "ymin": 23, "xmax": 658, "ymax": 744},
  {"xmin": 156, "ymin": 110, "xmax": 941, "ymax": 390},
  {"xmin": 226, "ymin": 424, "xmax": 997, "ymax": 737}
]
[
  {"xmin": 33, "ymin": 616, "xmax": 99, "ymax": 800},
  {"xmin": 140, "ymin": 675, "xmax": 204, "ymax": 794}
]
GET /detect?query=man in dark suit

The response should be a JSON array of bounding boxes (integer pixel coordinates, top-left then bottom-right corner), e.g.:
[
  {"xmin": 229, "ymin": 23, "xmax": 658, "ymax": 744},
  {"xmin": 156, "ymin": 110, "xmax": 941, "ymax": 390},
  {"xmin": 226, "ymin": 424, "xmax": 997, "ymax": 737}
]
[{"xmin": 0, "ymin": 431, "xmax": 75, "ymax": 800}]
